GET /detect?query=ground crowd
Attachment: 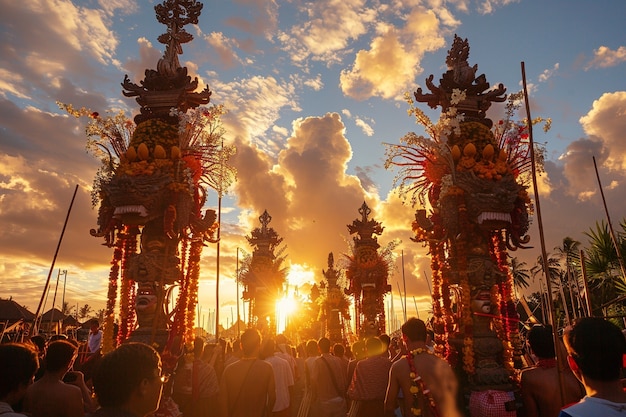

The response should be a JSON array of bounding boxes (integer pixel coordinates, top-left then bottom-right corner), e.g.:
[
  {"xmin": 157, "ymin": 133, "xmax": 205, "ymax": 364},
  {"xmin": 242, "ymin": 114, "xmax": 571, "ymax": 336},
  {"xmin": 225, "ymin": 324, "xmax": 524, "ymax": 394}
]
[{"xmin": 1, "ymin": 317, "xmax": 625, "ymax": 417}]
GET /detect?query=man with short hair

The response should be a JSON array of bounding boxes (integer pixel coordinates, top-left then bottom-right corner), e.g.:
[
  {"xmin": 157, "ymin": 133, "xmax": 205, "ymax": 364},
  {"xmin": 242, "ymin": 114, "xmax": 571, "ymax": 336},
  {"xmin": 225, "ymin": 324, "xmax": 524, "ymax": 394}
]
[
  {"xmin": 520, "ymin": 325, "xmax": 584, "ymax": 417},
  {"xmin": 88, "ymin": 319, "xmax": 103, "ymax": 355},
  {"xmin": 218, "ymin": 328, "xmax": 276, "ymax": 417},
  {"xmin": 311, "ymin": 337, "xmax": 347, "ymax": 417},
  {"xmin": 90, "ymin": 342, "xmax": 164, "ymax": 417},
  {"xmin": 24, "ymin": 339, "xmax": 95, "ymax": 417},
  {"xmin": 0, "ymin": 343, "xmax": 39, "ymax": 417},
  {"xmin": 262, "ymin": 337, "xmax": 294, "ymax": 417},
  {"xmin": 384, "ymin": 318, "xmax": 461, "ymax": 417},
  {"xmin": 558, "ymin": 317, "xmax": 626, "ymax": 416}
]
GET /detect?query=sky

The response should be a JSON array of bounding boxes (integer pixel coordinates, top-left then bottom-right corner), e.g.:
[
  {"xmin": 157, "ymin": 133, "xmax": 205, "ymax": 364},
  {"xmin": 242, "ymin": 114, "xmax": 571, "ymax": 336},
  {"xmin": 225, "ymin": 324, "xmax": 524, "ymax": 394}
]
[{"xmin": 1, "ymin": 0, "xmax": 625, "ymax": 331}]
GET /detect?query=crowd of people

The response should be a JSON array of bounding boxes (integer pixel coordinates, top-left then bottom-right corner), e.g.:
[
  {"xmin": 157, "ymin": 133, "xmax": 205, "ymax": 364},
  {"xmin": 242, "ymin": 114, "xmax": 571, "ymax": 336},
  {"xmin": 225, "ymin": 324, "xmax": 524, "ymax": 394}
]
[{"xmin": 1, "ymin": 317, "xmax": 625, "ymax": 417}]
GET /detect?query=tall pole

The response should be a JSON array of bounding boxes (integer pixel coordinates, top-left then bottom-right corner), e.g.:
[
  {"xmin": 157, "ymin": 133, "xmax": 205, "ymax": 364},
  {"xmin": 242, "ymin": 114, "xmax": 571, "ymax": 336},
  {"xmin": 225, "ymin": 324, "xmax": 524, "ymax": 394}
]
[
  {"xmin": 236, "ymin": 248, "xmax": 241, "ymax": 337},
  {"xmin": 522, "ymin": 62, "xmax": 567, "ymax": 405},
  {"xmin": 32, "ymin": 185, "xmax": 78, "ymax": 336},
  {"xmin": 402, "ymin": 250, "xmax": 407, "ymax": 322},
  {"xmin": 61, "ymin": 270, "xmax": 68, "ymax": 315},
  {"xmin": 215, "ymin": 193, "xmax": 222, "ymax": 342},
  {"xmin": 49, "ymin": 269, "xmax": 63, "ymax": 335}
]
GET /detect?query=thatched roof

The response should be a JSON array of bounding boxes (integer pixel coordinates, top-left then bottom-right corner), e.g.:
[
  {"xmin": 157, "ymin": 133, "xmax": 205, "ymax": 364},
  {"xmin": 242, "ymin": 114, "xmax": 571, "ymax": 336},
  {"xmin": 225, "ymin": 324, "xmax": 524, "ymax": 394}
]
[{"xmin": 0, "ymin": 298, "xmax": 35, "ymax": 322}]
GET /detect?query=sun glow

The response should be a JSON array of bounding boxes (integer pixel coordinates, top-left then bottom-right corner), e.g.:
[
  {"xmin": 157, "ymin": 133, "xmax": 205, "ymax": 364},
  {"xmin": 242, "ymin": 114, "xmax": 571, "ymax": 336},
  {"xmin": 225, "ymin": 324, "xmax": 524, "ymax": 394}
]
[
  {"xmin": 286, "ymin": 264, "xmax": 316, "ymax": 287},
  {"xmin": 276, "ymin": 296, "xmax": 298, "ymax": 334}
]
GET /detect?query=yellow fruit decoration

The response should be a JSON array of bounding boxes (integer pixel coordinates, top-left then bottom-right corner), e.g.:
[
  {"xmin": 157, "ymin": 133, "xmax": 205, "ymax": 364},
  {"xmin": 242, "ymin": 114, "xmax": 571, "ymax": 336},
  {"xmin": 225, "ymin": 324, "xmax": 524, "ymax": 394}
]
[
  {"xmin": 137, "ymin": 143, "xmax": 150, "ymax": 161},
  {"xmin": 498, "ymin": 149, "xmax": 508, "ymax": 162},
  {"xmin": 171, "ymin": 146, "xmax": 181, "ymax": 159},
  {"xmin": 154, "ymin": 144, "xmax": 167, "ymax": 159},
  {"xmin": 451, "ymin": 145, "xmax": 462, "ymax": 162},
  {"xmin": 126, "ymin": 146, "xmax": 137, "ymax": 162},
  {"xmin": 463, "ymin": 142, "xmax": 477, "ymax": 157},
  {"xmin": 482, "ymin": 144, "xmax": 495, "ymax": 161}
]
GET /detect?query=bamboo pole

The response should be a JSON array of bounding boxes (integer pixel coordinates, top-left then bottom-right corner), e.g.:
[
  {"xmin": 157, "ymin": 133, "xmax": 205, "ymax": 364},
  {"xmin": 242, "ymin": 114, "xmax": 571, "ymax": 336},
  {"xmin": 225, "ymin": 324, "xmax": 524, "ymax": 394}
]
[
  {"xmin": 32, "ymin": 185, "xmax": 79, "ymax": 336},
  {"xmin": 521, "ymin": 62, "xmax": 567, "ymax": 406}
]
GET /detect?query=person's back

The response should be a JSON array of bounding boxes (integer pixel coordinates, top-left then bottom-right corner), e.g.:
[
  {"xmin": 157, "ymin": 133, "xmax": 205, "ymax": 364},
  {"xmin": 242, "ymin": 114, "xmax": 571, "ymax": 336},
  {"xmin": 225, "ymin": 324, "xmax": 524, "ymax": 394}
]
[
  {"xmin": 24, "ymin": 340, "xmax": 89, "ymax": 417},
  {"xmin": 521, "ymin": 325, "xmax": 584, "ymax": 417},
  {"xmin": 559, "ymin": 317, "xmax": 626, "ymax": 417},
  {"xmin": 385, "ymin": 318, "xmax": 461, "ymax": 417},
  {"xmin": 219, "ymin": 329, "xmax": 276, "ymax": 417},
  {"xmin": 262, "ymin": 338, "xmax": 294, "ymax": 417}
]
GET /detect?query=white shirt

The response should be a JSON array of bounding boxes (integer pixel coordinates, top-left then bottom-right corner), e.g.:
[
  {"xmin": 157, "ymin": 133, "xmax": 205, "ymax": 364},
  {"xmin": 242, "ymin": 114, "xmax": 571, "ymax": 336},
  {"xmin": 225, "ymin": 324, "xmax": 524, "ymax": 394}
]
[
  {"xmin": 265, "ymin": 354, "xmax": 294, "ymax": 412},
  {"xmin": 88, "ymin": 330, "xmax": 102, "ymax": 353}
]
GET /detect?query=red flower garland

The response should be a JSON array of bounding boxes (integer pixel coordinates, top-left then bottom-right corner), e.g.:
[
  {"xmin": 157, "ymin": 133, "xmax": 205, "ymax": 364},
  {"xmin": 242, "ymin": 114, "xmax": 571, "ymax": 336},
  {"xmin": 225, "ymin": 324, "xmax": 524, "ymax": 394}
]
[{"xmin": 103, "ymin": 232, "xmax": 123, "ymax": 354}]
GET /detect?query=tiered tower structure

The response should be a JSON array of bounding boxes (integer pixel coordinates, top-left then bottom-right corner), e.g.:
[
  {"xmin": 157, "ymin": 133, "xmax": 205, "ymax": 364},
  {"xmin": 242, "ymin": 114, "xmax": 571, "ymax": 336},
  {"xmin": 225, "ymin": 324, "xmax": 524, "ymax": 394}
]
[
  {"xmin": 241, "ymin": 210, "xmax": 287, "ymax": 334},
  {"xmin": 345, "ymin": 202, "xmax": 392, "ymax": 338}
]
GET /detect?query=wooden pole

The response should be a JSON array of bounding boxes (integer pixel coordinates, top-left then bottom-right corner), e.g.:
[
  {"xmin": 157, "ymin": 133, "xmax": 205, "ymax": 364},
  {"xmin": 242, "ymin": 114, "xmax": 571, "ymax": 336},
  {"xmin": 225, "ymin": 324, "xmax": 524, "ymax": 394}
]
[
  {"xmin": 32, "ymin": 185, "xmax": 79, "ymax": 336},
  {"xmin": 522, "ymin": 62, "xmax": 567, "ymax": 406}
]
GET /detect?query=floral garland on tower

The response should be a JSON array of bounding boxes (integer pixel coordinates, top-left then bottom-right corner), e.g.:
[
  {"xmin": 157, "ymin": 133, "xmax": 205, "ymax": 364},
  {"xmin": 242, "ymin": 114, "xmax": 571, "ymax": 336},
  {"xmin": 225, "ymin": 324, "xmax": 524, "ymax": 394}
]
[
  {"xmin": 103, "ymin": 232, "xmax": 124, "ymax": 354},
  {"xmin": 117, "ymin": 227, "xmax": 139, "ymax": 345}
]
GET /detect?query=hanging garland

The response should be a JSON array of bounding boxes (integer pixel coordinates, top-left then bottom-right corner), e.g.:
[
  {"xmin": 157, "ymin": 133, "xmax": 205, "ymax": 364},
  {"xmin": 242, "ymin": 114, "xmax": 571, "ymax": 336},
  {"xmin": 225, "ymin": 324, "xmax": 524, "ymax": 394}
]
[{"xmin": 406, "ymin": 348, "xmax": 440, "ymax": 417}]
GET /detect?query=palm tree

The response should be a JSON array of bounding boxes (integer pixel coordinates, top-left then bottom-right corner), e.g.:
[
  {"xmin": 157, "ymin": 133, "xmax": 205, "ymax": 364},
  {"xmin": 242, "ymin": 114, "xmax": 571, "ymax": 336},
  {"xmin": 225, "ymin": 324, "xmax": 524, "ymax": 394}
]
[
  {"xmin": 531, "ymin": 254, "xmax": 569, "ymax": 328},
  {"xmin": 510, "ymin": 256, "xmax": 531, "ymax": 293},
  {"xmin": 554, "ymin": 237, "xmax": 583, "ymax": 319},
  {"xmin": 583, "ymin": 220, "xmax": 626, "ymax": 316},
  {"xmin": 78, "ymin": 304, "xmax": 93, "ymax": 320}
]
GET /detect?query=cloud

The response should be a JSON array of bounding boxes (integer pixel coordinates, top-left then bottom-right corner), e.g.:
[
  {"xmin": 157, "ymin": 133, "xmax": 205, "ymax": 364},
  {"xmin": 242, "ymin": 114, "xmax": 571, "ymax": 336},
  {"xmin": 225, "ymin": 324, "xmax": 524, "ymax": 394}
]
[
  {"xmin": 0, "ymin": 0, "xmax": 121, "ymax": 105},
  {"xmin": 339, "ymin": 8, "xmax": 449, "ymax": 100},
  {"xmin": 277, "ymin": 0, "xmax": 377, "ymax": 65},
  {"xmin": 585, "ymin": 46, "xmax": 626, "ymax": 70},
  {"xmin": 230, "ymin": 113, "xmax": 383, "ymax": 273},
  {"xmin": 201, "ymin": 32, "xmax": 245, "ymax": 69},
  {"xmin": 538, "ymin": 63, "xmax": 559, "ymax": 82},
  {"xmin": 355, "ymin": 116, "xmax": 375, "ymax": 136},
  {"xmin": 579, "ymin": 91, "xmax": 626, "ymax": 171}
]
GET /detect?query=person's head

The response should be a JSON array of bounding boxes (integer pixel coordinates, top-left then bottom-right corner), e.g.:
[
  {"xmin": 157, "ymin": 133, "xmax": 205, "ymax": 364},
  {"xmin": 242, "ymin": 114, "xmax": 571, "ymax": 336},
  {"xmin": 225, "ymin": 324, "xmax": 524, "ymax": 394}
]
[
  {"xmin": 352, "ymin": 340, "xmax": 366, "ymax": 360},
  {"xmin": 333, "ymin": 343, "xmax": 345, "ymax": 358},
  {"xmin": 261, "ymin": 337, "xmax": 276, "ymax": 359},
  {"xmin": 564, "ymin": 317, "xmax": 626, "ymax": 382},
  {"xmin": 49, "ymin": 333, "xmax": 68, "ymax": 342},
  {"xmin": 240, "ymin": 329, "xmax": 262, "ymax": 357},
  {"xmin": 317, "ymin": 337, "xmax": 331, "ymax": 354},
  {"xmin": 379, "ymin": 334, "xmax": 391, "ymax": 351},
  {"xmin": 90, "ymin": 319, "xmax": 100, "ymax": 333},
  {"xmin": 527, "ymin": 325, "xmax": 556, "ymax": 359},
  {"xmin": 401, "ymin": 317, "xmax": 427, "ymax": 343},
  {"xmin": 365, "ymin": 337, "xmax": 384, "ymax": 357},
  {"xmin": 0, "ymin": 343, "xmax": 39, "ymax": 404},
  {"xmin": 305, "ymin": 339, "xmax": 318, "ymax": 357},
  {"xmin": 45, "ymin": 340, "xmax": 77, "ymax": 374},
  {"xmin": 193, "ymin": 337, "xmax": 204, "ymax": 359},
  {"xmin": 92, "ymin": 342, "xmax": 163, "ymax": 415},
  {"xmin": 29, "ymin": 335, "xmax": 46, "ymax": 355}
]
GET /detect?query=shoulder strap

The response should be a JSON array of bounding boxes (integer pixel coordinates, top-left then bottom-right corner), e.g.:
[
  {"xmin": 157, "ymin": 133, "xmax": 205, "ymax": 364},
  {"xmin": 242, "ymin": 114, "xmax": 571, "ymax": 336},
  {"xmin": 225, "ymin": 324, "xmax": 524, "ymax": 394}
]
[
  {"xmin": 321, "ymin": 356, "xmax": 344, "ymax": 398},
  {"xmin": 230, "ymin": 360, "xmax": 258, "ymax": 417}
]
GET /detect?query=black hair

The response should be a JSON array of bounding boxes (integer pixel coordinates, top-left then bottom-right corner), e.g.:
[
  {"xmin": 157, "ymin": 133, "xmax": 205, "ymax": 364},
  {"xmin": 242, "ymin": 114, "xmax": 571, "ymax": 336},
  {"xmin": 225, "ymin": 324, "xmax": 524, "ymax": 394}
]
[
  {"xmin": 0, "ymin": 343, "xmax": 39, "ymax": 399},
  {"xmin": 527, "ymin": 325, "xmax": 556, "ymax": 359},
  {"xmin": 45, "ymin": 340, "xmax": 77, "ymax": 373},
  {"xmin": 365, "ymin": 337, "xmax": 384, "ymax": 356},
  {"xmin": 564, "ymin": 317, "xmax": 626, "ymax": 381},
  {"xmin": 333, "ymin": 343, "xmax": 345, "ymax": 357},
  {"xmin": 401, "ymin": 317, "xmax": 427, "ymax": 343},
  {"xmin": 240, "ymin": 329, "xmax": 261, "ymax": 357},
  {"xmin": 92, "ymin": 342, "xmax": 161, "ymax": 407},
  {"xmin": 317, "ymin": 337, "xmax": 331, "ymax": 353}
]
